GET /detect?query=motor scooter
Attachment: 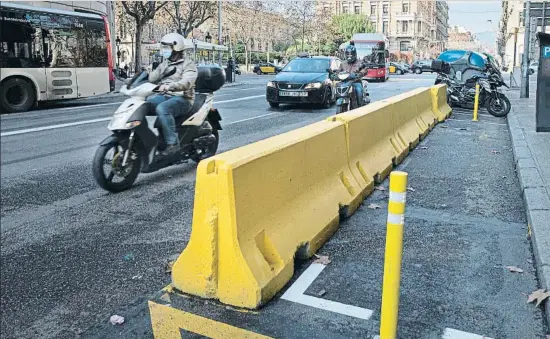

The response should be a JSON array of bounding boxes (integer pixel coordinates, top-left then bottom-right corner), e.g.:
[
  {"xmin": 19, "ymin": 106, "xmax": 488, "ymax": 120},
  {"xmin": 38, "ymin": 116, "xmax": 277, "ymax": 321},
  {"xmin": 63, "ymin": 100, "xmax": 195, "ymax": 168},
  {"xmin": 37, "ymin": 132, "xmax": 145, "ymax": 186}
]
[
  {"xmin": 334, "ymin": 72, "xmax": 371, "ymax": 114},
  {"xmin": 92, "ymin": 66, "xmax": 224, "ymax": 192}
]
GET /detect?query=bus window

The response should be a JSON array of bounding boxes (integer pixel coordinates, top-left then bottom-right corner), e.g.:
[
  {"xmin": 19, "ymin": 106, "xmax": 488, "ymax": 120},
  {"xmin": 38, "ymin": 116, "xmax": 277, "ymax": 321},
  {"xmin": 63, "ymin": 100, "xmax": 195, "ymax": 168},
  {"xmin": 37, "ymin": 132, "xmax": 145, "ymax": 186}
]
[{"xmin": 0, "ymin": 8, "xmax": 44, "ymax": 68}]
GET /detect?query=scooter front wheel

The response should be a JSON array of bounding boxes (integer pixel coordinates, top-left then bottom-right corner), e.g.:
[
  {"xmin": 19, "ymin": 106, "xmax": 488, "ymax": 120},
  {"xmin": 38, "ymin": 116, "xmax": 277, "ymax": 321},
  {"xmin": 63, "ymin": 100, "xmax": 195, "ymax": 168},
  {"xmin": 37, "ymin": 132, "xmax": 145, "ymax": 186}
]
[{"xmin": 92, "ymin": 141, "xmax": 141, "ymax": 192}]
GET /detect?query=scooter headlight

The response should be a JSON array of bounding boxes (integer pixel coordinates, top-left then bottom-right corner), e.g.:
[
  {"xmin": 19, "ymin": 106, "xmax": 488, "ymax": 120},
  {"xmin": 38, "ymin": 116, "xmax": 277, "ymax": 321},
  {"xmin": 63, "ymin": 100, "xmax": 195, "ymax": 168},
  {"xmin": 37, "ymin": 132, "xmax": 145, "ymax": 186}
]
[{"xmin": 125, "ymin": 120, "xmax": 142, "ymax": 128}]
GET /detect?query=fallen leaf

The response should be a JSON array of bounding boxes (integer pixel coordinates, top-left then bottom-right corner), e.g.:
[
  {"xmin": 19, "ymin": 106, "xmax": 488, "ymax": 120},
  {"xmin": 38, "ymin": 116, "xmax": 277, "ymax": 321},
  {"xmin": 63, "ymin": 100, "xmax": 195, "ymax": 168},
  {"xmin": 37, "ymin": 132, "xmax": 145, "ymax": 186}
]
[
  {"xmin": 527, "ymin": 289, "xmax": 550, "ymax": 307},
  {"xmin": 374, "ymin": 186, "xmax": 386, "ymax": 191},
  {"xmin": 367, "ymin": 203, "xmax": 382, "ymax": 210},
  {"xmin": 419, "ymin": 146, "xmax": 428, "ymax": 150},
  {"xmin": 546, "ymin": 335, "xmax": 550, "ymax": 339},
  {"xmin": 440, "ymin": 204, "xmax": 448, "ymax": 208},
  {"xmin": 407, "ymin": 187, "xmax": 416, "ymax": 192},
  {"xmin": 527, "ymin": 259, "xmax": 533, "ymax": 264},
  {"xmin": 502, "ymin": 176, "xmax": 507, "ymax": 179},
  {"xmin": 159, "ymin": 293, "xmax": 171, "ymax": 303},
  {"xmin": 109, "ymin": 315, "xmax": 125, "ymax": 325},
  {"xmin": 313, "ymin": 254, "xmax": 331, "ymax": 265},
  {"xmin": 165, "ymin": 260, "xmax": 175, "ymax": 273},
  {"xmin": 317, "ymin": 289, "xmax": 326, "ymax": 297},
  {"xmin": 131, "ymin": 275, "xmax": 142, "ymax": 280},
  {"xmin": 491, "ymin": 150, "xmax": 501, "ymax": 154},
  {"xmin": 440, "ymin": 125, "xmax": 449, "ymax": 129},
  {"xmin": 505, "ymin": 266, "xmax": 524, "ymax": 273}
]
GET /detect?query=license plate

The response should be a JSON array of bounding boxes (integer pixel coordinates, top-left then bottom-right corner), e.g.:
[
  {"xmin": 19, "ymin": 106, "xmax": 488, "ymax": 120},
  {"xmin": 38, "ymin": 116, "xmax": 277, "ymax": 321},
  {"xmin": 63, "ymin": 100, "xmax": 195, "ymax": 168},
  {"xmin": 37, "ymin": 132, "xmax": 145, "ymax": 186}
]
[{"xmin": 279, "ymin": 91, "xmax": 308, "ymax": 97}]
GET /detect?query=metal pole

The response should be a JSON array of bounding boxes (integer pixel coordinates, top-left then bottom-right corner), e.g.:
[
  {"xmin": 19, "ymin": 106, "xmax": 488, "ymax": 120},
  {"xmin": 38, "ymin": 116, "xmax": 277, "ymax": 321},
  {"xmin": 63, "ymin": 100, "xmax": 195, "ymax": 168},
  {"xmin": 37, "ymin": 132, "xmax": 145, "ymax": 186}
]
[
  {"xmin": 218, "ymin": 0, "xmax": 223, "ymax": 65},
  {"xmin": 520, "ymin": 1, "xmax": 531, "ymax": 98},
  {"xmin": 513, "ymin": 28, "xmax": 518, "ymax": 67},
  {"xmin": 542, "ymin": 1, "xmax": 547, "ymax": 33},
  {"xmin": 473, "ymin": 83, "xmax": 480, "ymax": 122}
]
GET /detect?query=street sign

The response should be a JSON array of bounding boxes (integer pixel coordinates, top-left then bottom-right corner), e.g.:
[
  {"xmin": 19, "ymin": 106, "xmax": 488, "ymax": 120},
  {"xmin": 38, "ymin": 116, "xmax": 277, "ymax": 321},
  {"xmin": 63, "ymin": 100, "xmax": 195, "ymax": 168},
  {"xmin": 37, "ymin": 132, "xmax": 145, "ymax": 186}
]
[{"xmin": 543, "ymin": 45, "xmax": 550, "ymax": 58}]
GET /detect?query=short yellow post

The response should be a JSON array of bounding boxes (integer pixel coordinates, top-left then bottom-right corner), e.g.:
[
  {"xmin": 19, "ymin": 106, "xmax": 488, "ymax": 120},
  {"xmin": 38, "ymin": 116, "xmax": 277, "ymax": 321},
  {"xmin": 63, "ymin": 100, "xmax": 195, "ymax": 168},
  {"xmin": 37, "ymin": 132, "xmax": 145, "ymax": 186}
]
[
  {"xmin": 472, "ymin": 83, "xmax": 480, "ymax": 121},
  {"xmin": 379, "ymin": 171, "xmax": 408, "ymax": 339}
]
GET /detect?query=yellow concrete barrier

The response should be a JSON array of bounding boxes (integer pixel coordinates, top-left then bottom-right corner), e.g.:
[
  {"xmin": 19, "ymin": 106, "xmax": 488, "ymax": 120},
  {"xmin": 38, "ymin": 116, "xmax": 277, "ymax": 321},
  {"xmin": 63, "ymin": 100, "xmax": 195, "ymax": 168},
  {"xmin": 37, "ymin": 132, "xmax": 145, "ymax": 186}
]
[
  {"xmin": 430, "ymin": 84, "xmax": 452, "ymax": 121},
  {"xmin": 171, "ymin": 120, "xmax": 363, "ymax": 309},
  {"xmin": 330, "ymin": 101, "xmax": 407, "ymax": 198},
  {"xmin": 385, "ymin": 88, "xmax": 434, "ymax": 151}
]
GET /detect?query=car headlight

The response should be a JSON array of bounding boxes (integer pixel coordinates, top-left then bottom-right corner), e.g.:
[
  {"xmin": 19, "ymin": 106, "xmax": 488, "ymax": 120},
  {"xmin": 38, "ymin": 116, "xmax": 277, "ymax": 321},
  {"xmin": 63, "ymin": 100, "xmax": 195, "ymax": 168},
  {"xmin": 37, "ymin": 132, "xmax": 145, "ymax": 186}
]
[
  {"xmin": 267, "ymin": 81, "xmax": 276, "ymax": 88},
  {"xmin": 304, "ymin": 82, "xmax": 322, "ymax": 89}
]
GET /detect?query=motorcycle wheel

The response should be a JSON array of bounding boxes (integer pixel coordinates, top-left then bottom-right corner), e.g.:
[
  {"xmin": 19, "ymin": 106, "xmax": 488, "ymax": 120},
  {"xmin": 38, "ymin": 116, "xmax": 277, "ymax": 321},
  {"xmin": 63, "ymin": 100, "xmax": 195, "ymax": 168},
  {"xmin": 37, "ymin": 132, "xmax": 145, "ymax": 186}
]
[
  {"xmin": 322, "ymin": 88, "xmax": 333, "ymax": 109},
  {"xmin": 92, "ymin": 141, "xmax": 141, "ymax": 193},
  {"xmin": 192, "ymin": 129, "xmax": 219, "ymax": 163},
  {"xmin": 486, "ymin": 94, "xmax": 511, "ymax": 117}
]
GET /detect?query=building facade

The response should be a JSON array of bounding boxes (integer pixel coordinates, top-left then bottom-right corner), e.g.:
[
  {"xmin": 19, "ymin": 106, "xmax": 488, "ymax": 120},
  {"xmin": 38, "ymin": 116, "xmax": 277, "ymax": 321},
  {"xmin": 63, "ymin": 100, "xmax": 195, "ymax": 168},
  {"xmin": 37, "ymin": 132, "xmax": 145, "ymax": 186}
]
[
  {"xmin": 3, "ymin": 1, "xmax": 117, "ymax": 65},
  {"xmin": 499, "ymin": 0, "xmax": 549, "ymax": 70},
  {"xmin": 323, "ymin": 0, "xmax": 449, "ymax": 61},
  {"xmin": 447, "ymin": 26, "xmax": 483, "ymax": 51}
]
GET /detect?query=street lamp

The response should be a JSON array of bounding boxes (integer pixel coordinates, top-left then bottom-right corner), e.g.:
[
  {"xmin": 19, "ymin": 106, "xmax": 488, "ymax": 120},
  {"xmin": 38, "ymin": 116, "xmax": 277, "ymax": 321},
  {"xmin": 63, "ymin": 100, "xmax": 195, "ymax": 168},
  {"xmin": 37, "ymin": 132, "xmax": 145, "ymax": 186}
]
[{"xmin": 115, "ymin": 36, "xmax": 121, "ymax": 73}]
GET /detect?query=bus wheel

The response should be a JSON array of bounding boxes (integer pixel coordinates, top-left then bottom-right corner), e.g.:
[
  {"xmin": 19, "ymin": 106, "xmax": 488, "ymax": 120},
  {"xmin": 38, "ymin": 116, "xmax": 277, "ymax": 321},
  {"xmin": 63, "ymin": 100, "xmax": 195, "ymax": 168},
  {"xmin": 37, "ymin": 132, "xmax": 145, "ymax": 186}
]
[{"xmin": 0, "ymin": 78, "xmax": 35, "ymax": 113}]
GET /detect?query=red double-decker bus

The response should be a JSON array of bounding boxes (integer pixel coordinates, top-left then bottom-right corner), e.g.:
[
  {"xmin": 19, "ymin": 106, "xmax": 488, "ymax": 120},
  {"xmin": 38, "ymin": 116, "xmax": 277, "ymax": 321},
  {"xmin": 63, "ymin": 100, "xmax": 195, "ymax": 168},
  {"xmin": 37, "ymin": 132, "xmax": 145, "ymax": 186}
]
[{"xmin": 340, "ymin": 33, "xmax": 390, "ymax": 82}]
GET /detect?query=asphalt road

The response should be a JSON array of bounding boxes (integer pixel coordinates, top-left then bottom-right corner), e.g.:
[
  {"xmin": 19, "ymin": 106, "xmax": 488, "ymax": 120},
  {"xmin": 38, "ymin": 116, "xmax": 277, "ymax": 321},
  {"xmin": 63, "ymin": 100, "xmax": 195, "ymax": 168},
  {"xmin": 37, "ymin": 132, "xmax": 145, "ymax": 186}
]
[{"xmin": 1, "ymin": 73, "xmax": 440, "ymax": 338}]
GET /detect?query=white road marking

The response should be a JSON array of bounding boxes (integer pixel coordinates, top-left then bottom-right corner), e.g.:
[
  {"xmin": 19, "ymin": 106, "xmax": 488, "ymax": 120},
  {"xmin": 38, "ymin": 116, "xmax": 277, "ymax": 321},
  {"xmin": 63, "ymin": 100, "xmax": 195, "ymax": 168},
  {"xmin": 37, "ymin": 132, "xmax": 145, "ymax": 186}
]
[
  {"xmin": 225, "ymin": 113, "xmax": 279, "ymax": 125},
  {"xmin": 1, "ymin": 95, "xmax": 267, "ymax": 137},
  {"xmin": 446, "ymin": 118, "xmax": 506, "ymax": 126},
  {"xmin": 442, "ymin": 328, "xmax": 493, "ymax": 339},
  {"xmin": 281, "ymin": 263, "xmax": 373, "ymax": 320}
]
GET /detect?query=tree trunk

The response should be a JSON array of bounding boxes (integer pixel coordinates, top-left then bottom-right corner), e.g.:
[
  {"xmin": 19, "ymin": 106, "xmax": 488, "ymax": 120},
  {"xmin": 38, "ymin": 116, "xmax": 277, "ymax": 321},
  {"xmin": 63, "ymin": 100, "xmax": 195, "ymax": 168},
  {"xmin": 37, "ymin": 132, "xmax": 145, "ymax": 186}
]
[
  {"xmin": 244, "ymin": 44, "xmax": 249, "ymax": 72},
  {"xmin": 134, "ymin": 23, "xmax": 143, "ymax": 73},
  {"xmin": 174, "ymin": 1, "xmax": 183, "ymax": 35}
]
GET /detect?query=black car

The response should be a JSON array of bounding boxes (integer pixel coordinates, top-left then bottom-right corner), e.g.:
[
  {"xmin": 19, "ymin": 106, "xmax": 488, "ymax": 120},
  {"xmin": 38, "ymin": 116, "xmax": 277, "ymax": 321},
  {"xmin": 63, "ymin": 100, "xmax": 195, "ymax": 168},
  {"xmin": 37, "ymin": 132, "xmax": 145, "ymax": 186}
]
[
  {"xmin": 266, "ymin": 55, "xmax": 340, "ymax": 108},
  {"xmin": 411, "ymin": 59, "xmax": 436, "ymax": 74}
]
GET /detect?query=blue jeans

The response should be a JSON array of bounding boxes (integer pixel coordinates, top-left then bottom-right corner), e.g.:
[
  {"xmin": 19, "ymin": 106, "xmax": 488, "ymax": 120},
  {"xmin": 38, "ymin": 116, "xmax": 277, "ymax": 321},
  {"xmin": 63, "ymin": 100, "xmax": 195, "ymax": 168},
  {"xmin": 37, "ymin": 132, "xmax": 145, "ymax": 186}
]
[
  {"xmin": 352, "ymin": 82, "xmax": 363, "ymax": 107},
  {"xmin": 146, "ymin": 95, "xmax": 192, "ymax": 145}
]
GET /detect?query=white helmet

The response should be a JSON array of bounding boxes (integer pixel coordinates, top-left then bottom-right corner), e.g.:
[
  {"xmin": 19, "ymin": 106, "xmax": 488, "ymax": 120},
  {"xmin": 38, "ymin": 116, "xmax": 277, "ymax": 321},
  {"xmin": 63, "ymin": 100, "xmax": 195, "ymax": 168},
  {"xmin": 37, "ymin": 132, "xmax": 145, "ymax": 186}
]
[{"xmin": 160, "ymin": 32, "xmax": 191, "ymax": 52}]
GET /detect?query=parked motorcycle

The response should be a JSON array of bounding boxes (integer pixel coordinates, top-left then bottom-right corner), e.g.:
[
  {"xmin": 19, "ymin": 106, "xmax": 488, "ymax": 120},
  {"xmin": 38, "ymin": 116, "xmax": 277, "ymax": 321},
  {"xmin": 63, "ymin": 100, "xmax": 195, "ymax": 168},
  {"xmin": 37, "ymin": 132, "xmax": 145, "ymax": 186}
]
[
  {"xmin": 92, "ymin": 66, "xmax": 224, "ymax": 192},
  {"xmin": 433, "ymin": 60, "xmax": 511, "ymax": 117},
  {"xmin": 333, "ymin": 72, "xmax": 371, "ymax": 114}
]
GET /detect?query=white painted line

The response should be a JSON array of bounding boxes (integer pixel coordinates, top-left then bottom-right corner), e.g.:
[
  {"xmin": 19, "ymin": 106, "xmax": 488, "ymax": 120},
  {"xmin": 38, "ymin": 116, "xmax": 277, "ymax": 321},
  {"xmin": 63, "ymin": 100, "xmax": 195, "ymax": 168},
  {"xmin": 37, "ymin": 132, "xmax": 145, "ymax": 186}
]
[
  {"xmin": 217, "ymin": 94, "xmax": 265, "ymax": 104},
  {"xmin": 1, "ymin": 95, "xmax": 267, "ymax": 137},
  {"xmin": 1, "ymin": 117, "xmax": 111, "ymax": 136},
  {"xmin": 281, "ymin": 263, "xmax": 374, "ymax": 320},
  {"xmin": 442, "ymin": 328, "xmax": 493, "ymax": 339},
  {"xmin": 225, "ymin": 113, "xmax": 279, "ymax": 125}
]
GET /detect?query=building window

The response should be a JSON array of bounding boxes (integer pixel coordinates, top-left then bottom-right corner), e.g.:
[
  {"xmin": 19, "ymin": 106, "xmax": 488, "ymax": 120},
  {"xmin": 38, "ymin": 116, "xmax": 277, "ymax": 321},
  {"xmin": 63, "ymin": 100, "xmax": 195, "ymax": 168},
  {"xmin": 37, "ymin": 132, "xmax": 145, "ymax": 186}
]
[
  {"xmin": 402, "ymin": 2, "xmax": 409, "ymax": 13},
  {"xmin": 342, "ymin": 4, "xmax": 348, "ymax": 13},
  {"xmin": 383, "ymin": 21, "xmax": 389, "ymax": 34},
  {"xmin": 354, "ymin": 5, "xmax": 360, "ymax": 14},
  {"xmin": 370, "ymin": 4, "xmax": 376, "ymax": 14},
  {"xmin": 400, "ymin": 41, "xmax": 412, "ymax": 51},
  {"xmin": 417, "ymin": 21, "xmax": 422, "ymax": 34},
  {"xmin": 401, "ymin": 21, "xmax": 409, "ymax": 33},
  {"xmin": 383, "ymin": 4, "xmax": 389, "ymax": 14}
]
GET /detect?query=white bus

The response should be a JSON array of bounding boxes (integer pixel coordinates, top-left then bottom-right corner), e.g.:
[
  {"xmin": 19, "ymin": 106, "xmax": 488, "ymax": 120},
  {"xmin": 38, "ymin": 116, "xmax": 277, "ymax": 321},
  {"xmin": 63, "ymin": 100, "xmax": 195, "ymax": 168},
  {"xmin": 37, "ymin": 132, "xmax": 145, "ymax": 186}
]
[{"xmin": 0, "ymin": 2, "xmax": 114, "ymax": 113}]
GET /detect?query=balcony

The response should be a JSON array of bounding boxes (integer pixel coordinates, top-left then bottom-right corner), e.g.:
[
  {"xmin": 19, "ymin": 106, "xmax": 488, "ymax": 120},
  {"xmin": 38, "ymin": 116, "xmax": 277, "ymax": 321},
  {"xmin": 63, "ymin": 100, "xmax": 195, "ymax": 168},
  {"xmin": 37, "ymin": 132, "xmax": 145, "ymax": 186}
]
[
  {"xmin": 395, "ymin": 30, "xmax": 415, "ymax": 37},
  {"xmin": 394, "ymin": 12, "xmax": 416, "ymax": 20}
]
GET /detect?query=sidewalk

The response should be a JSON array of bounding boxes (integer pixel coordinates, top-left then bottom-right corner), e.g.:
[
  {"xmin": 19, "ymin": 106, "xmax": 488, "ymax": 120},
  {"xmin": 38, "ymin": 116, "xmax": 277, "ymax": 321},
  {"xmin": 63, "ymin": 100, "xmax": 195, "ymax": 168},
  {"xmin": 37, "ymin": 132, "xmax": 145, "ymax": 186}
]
[{"xmin": 506, "ymin": 79, "xmax": 550, "ymax": 324}]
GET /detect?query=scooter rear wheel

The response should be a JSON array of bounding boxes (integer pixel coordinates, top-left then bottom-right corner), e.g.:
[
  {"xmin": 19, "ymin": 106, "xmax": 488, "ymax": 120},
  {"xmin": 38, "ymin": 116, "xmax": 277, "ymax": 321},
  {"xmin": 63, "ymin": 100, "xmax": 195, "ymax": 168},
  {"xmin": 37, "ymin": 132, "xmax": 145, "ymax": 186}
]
[{"xmin": 92, "ymin": 142, "xmax": 141, "ymax": 192}]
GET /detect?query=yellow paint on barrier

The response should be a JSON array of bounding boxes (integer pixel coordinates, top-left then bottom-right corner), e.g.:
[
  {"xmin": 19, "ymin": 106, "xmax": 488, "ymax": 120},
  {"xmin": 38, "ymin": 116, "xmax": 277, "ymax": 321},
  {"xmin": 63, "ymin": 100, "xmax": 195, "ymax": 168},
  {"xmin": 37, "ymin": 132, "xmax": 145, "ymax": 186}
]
[
  {"xmin": 148, "ymin": 301, "xmax": 274, "ymax": 339},
  {"xmin": 430, "ymin": 84, "xmax": 452, "ymax": 121},
  {"xmin": 172, "ymin": 120, "xmax": 363, "ymax": 308},
  {"xmin": 330, "ymin": 101, "xmax": 406, "ymax": 198}
]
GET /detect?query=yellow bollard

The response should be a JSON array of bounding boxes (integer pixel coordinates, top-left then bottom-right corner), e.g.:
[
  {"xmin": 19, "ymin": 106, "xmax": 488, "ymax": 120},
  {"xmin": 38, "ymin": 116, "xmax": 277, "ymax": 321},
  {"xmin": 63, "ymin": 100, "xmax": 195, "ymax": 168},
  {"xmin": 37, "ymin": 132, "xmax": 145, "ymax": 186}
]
[
  {"xmin": 472, "ymin": 83, "xmax": 480, "ymax": 122},
  {"xmin": 380, "ymin": 171, "xmax": 408, "ymax": 339}
]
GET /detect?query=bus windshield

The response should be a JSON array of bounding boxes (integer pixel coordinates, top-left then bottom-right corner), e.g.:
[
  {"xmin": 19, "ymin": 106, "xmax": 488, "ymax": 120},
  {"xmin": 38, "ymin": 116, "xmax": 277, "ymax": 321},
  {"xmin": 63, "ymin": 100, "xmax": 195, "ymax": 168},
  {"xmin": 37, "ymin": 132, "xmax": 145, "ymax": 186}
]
[{"xmin": 354, "ymin": 42, "xmax": 385, "ymax": 65}]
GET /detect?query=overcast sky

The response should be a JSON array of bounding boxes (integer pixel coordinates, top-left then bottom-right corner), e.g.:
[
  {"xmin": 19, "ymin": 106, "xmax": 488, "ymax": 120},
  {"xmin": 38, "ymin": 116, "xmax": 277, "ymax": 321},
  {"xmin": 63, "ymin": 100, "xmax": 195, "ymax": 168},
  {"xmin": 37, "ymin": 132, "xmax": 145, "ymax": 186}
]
[{"xmin": 447, "ymin": 0, "xmax": 502, "ymax": 44}]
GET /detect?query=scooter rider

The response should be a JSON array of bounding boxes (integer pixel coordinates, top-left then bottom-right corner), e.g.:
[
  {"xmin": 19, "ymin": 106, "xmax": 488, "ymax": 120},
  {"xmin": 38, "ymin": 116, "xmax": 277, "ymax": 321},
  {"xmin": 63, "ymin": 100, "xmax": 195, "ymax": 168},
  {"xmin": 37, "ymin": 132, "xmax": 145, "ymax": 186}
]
[
  {"xmin": 147, "ymin": 33, "xmax": 197, "ymax": 156},
  {"xmin": 338, "ymin": 44, "xmax": 367, "ymax": 107}
]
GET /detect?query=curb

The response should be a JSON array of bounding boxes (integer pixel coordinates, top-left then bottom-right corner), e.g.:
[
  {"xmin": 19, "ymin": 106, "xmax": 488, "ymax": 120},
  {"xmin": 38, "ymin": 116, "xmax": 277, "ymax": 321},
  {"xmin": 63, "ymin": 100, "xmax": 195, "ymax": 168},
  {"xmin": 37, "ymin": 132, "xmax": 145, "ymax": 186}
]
[{"xmin": 506, "ymin": 106, "xmax": 550, "ymax": 326}]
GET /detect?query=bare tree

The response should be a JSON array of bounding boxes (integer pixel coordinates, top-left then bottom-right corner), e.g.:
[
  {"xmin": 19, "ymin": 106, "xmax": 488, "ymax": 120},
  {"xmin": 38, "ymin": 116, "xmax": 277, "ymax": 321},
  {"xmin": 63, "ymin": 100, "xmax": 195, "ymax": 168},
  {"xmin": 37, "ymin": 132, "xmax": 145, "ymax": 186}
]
[
  {"xmin": 498, "ymin": 1, "xmax": 513, "ymax": 66},
  {"xmin": 163, "ymin": 1, "xmax": 216, "ymax": 37},
  {"xmin": 121, "ymin": 1, "xmax": 168, "ymax": 72},
  {"xmin": 283, "ymin": 1, "xmax": 317, "ymax": 52}
]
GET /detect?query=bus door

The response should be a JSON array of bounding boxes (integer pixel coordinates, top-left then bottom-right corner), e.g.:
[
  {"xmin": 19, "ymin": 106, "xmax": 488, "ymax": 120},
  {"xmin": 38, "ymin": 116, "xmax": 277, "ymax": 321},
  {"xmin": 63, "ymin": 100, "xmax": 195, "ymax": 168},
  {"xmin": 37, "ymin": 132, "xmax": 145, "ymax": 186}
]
[{"xmin": 74, "ymin": 19, "xmax": 109, "ymax": 97}]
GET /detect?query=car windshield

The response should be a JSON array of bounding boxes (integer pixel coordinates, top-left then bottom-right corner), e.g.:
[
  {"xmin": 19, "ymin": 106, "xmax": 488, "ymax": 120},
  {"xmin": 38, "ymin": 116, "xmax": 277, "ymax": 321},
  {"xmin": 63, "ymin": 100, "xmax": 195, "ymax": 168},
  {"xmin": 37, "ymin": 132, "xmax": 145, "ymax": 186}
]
[{"xmin": 282, "ymin": 58, "xmax": 329, "ymax": 73}]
